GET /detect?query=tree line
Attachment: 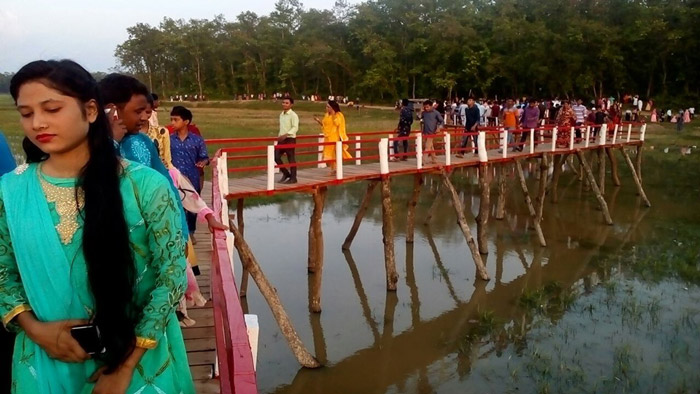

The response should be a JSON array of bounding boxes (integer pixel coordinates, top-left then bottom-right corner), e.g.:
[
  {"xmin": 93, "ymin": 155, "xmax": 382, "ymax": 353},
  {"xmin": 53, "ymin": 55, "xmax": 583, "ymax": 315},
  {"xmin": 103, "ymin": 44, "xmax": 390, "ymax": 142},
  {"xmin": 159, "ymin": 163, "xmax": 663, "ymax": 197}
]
[{"xmin": 3, "ymin": 0, "xmax": 699, "ymax": 107}]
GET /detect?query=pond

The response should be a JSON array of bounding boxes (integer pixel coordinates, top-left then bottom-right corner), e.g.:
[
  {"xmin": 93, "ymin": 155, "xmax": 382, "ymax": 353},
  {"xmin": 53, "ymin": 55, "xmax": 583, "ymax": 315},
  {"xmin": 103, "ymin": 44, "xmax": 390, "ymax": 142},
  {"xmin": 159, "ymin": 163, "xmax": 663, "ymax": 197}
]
[{"xmin": 236, "ymin": 153, "xmax": 700, "ymax": 394}]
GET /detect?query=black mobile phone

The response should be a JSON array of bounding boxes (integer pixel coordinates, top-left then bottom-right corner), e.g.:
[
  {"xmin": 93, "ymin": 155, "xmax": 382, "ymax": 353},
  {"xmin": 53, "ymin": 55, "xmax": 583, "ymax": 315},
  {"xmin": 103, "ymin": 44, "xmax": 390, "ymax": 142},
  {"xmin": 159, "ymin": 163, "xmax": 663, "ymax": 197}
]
[{"xmin": 70, "ymin": 324, "xmax": 106, "ymax": 355}]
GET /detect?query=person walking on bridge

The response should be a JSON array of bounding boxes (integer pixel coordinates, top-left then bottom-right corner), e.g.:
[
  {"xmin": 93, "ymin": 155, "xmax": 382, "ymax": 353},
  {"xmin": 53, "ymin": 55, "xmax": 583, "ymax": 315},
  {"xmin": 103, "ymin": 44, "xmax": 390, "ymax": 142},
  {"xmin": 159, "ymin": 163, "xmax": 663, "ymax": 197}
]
[
  {"xmin": 418, "ymin": 100, "xmax": 443, "ymax": 164},
  {"xmin": 391, "ymin": 98, "xmax": 413, "ymax": 161},
  {"xmin": 276, "ymin": 96, "xmax": 299, "ymax": 184},
  {"xmin": 456, "ymin": 97, "xmax": 480, "ymax": 157},
  {"xmin": 314, "ymin": 100, "xmax": 351, "ymax": 176}
]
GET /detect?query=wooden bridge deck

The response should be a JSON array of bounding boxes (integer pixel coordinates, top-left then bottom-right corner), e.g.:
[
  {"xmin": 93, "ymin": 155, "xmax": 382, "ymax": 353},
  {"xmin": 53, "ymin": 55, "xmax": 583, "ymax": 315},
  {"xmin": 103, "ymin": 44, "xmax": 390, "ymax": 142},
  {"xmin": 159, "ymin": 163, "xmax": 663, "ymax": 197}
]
[
  {"xmin": 224, "ymin": 140, "xmax": 641, "ymax": 200},
  {"xmin": 183, "ymin": 182, "xmax": 221, "ymax": 394}
]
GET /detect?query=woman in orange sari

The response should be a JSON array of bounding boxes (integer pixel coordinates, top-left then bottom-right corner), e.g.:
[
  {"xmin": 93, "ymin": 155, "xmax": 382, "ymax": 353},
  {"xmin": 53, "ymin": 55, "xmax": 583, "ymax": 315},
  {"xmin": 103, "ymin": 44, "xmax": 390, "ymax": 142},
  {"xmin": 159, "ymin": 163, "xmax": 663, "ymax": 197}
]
[
  {"xmin": 314, "ymin": 100, "xmax": 351, "ymax": 175},
  {"xmin": 555, "ymin": 100, "xmax": 576, "ymax": 147}
]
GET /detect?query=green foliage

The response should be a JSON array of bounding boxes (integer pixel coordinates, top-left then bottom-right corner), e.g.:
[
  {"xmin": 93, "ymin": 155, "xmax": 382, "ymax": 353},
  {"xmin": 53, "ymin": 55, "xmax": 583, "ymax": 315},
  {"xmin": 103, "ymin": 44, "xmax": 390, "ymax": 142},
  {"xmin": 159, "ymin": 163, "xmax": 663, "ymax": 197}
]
[{"xmin": 106, "ymin": 0, "xmax": 700, "ymax": 102}]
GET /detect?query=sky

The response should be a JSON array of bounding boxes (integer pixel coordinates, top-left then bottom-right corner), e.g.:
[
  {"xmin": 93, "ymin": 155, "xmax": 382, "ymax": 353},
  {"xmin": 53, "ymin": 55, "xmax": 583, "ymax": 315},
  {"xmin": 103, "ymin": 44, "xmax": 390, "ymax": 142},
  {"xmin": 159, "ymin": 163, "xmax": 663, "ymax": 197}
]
[{"xmin": 0, "ymin": 0, "xmax": 362, "ymax": 73}]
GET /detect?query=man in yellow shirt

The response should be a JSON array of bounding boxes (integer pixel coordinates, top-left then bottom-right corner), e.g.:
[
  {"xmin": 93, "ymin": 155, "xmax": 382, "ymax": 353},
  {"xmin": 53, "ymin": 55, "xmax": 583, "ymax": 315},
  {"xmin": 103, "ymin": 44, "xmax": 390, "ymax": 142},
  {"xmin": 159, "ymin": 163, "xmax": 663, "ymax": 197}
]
[{"xmin": 276, "ymin": 97, "xmax": 299, "ymax": 183}]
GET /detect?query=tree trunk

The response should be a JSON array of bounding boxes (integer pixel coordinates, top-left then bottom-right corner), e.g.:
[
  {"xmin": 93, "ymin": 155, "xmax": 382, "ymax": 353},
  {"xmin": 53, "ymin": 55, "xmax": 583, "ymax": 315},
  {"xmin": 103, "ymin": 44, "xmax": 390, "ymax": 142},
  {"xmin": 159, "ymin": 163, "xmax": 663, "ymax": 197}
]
[
  {"xmin": 576, "ymin": 151, "xmax": 613, "ymax": 225},
  {"xmin": 406, "ymin": 175, "xmax": 423, "ymax": 243},
  {"xmin": 606, "ymin": 147, "xmax": 621, "ymax": 186},
  {"xmin": 342, "ymin": 181, "xmax": 379, "ymax": 250},
  {"xmin": 440, "ymin": 169, "xmax": 490, "ymax": 281},
  {"xmin": 477, "ymin": 164, "xmax": 490, "ymax": 254},
  {"xmin": 380, "ymin": 178, "xmax": 399, "ymax": 291},
  {"xmin": 228, "ymin": 222, "xmax": 321, "ymax": 368},
  {"xmin": 598, "ymin": 148, "xmax": 606, "ymax": 195},
  {"xmin": 495, "ymin": 164, "xmax": 507, "ymax": 220},
  {"xmin": 308, "ymin": 188, "xmax": 327, "ymax": 312},
  {"xmin": 515, "ymin": 160, "xmax": 547, "ymax": 247},
  {"xmin": 620, "ymin": 148, "xmax": 651, "ymax": 208}
]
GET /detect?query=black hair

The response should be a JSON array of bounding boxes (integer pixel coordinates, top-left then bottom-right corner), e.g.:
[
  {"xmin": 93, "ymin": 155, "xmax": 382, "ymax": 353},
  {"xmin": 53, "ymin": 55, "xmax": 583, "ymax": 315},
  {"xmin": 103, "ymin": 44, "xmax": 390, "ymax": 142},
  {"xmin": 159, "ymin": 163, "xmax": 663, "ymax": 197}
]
[
  {"xmin": 151, "ymin": 93, "xmax": 159, "ymax": 101},
  {"xmin": 97, "ymin": 73, "xmax": 150, "ymax": 107},
  {"xmin": 10, "ymin": 60, "xmax": 137, "ymax": 371},
  {"xmin": 423, "ymin": 99, "xmax": 433, "ymax": 106},
  {"xmin": 146, "ymin": 93, "xmax": 154, "ymax": 106},
  {"xmin": 528, "ymin": 98, "xmax": 537, "ymax": 104},
  {"xmin": 328, "ymin": 100, "xmax": 341, "ymax": 113},
  {"xmin": 401, "ymin": 98, "xmax": 409, "ymax": 107},
  {"xmin": 171, "ymin": 105, "xmax": 193, "ymax": 123},
  {"xmin": 282, "ymin": 96, "xmax": 294, "ymax": 104}
]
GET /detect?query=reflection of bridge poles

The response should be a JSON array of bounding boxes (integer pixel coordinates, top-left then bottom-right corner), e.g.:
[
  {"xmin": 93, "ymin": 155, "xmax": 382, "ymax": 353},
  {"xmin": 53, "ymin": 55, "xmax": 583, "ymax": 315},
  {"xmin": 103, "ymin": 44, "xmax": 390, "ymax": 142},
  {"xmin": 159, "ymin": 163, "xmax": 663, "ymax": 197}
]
[
  {"xmin": 423, "ymin": 226, "xmax": 462, "ymax": 305},
  {"xmin": 342, "ymin": 250, "xmax": 380, "ymax": 344}
]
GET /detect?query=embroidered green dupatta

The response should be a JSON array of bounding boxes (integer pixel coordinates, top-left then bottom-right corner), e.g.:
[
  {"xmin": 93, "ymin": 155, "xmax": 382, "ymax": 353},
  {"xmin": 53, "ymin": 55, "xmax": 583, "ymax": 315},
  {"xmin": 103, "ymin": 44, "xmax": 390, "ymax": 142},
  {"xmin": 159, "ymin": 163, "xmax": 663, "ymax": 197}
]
[{"xmin": 0, "ymin": 162, "xmax": 194, "ymax": 394}]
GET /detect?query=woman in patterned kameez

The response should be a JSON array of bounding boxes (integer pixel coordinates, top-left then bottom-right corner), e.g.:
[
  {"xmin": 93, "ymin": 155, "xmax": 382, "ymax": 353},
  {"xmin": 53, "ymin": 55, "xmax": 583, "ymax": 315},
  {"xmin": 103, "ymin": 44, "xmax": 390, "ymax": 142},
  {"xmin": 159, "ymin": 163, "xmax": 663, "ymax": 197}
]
[{"xmin": 0, "ymin": 60, "xmax": 194, "ymax": 394}]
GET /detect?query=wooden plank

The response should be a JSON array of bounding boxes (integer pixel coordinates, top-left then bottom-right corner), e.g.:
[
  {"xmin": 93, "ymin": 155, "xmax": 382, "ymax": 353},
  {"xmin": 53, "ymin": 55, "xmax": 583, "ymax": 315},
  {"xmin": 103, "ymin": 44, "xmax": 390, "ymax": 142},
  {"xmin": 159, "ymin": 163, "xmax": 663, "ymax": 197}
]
[
  {"xmin": 188, "ymin": 350, "xmax": 217, "ymax": 365},
  {"xmin": 191, "ymin": 365, "xmax": 214, "ymax": 381},
  {"xmin": 182, "ymin": 326, "xmax": 215, "ymax": 340},
  {"xmin": 185, "ymin": 337, "xmax": 217, "ymax": 352}
]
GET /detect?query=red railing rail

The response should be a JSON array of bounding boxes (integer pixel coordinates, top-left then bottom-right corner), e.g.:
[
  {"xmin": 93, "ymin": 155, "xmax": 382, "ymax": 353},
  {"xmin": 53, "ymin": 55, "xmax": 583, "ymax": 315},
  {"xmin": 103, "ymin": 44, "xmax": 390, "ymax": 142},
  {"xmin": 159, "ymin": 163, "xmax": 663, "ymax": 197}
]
[{"xmin": 210, "ymin": 150, "xmax": 258, "ymax": 394}]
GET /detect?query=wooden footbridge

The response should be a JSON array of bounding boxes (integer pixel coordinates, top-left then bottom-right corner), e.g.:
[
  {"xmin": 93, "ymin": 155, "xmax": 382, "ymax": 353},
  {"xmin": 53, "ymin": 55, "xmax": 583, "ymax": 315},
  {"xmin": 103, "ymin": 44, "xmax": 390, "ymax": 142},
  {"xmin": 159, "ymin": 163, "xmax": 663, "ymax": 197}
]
[{"xmin": 190, "ymin": 121, "xmax": 650, "ymax": 392}]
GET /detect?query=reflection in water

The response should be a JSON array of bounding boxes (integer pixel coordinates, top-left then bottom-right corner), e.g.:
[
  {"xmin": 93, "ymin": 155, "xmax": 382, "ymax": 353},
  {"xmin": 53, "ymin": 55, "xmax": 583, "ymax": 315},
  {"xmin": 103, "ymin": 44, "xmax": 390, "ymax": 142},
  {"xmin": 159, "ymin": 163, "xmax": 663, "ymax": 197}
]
[{"xmin": 236, "ymin": 164, "xmax": 692, "ymax": 394}]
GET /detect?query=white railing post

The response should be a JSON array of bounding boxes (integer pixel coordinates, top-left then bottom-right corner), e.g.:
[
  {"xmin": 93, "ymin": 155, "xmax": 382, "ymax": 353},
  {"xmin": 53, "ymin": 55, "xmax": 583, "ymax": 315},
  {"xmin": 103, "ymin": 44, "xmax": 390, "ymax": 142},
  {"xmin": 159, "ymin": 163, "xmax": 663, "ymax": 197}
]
[
  {"xmin": 540, "ymin": 119, "xmax": 545, "ymax": 126},
  {"xmin": 266, "ymin": 145, "xmax": 275, "ymax": 191},
  {"xmin": 388, "ymin": 133, "xmax": 394, "ymax": 158},
  {"xmin": 612, "ymin": 124, "xmax": 619, "ymax": 145},
  {"xmin": 355, "ymin": 135, "xmax": 362, "ymax": 165},
  {"xmin": 599, "ymin": 124, "xmax": 607, "ymax": 146},
  {"xmin": 501, "ymin": 128, "xmax": 508, "ymax": 158},
  {"xmin": 626, "ymin": 124, "xmax": 632, "ymax": 143},
  {"xmin": 585, "ymin": 126, "xmax": 591, "ymax": 148},
  {"xmin": 416, "ymin": 135, "xmax": 423, "ymax": 170},
  {"xmin": 539, "ymin": 128, "xmax": 544, "ymax": 145},
  {"xmin": 379, "ymin": 138, "xmax": 390, "ymax": 174},
  {"xmin": 335, "ymin": 141, "xmax": 343, "ymax": 180},
  {"xmin": 444, "ymin": 132, "xmax": 451, "ymax": 166},
  {"xmin": 640, "ymin": 124, "xmax": 647, "ymax": 141},
  {"xmin": 530, "ymin": 128, "xmax": 535, "ymax": 154},
  {"xmin": 478, "ymin": 131, "xmax": 488, "ymax": 163},
  {"xmin": 569, "ymin": 126, "xmax": 575, "ymax": 150},
  {"xmin": 317, "ymin": 135, "xmax": 326, "ymax": 168},
  {"xmin": 220, "ymin": 152, "xmax": 230, "ymax": 195},
  {"xmin": 551, "ymin": 127, "xmax": 558, "ymax": 152}
]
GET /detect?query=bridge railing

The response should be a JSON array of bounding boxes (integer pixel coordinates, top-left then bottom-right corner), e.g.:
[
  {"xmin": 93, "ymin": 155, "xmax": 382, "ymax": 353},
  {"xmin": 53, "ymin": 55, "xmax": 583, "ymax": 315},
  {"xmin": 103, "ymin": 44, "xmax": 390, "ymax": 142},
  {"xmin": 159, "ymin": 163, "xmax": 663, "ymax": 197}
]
[
  {"xmin": 204, "ymin": 122, "xmax": 645, "ymax": 192},
  {"xmin": 209, "ymin": 149, "xmax": 258, "ymax": 394}
]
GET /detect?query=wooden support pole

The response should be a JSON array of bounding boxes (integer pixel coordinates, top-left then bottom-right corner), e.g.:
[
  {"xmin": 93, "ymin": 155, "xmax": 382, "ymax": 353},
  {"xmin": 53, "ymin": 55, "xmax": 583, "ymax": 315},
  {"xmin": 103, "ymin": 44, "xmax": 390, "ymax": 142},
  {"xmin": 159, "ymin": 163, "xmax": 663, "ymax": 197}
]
[
  {"xmin": 566, "ymin": 155, "xmax": 580, "ymax": 178},
  {"xmin": 495, "ymin": 164, "xmax": 507, "ymax": 220},
  {"xmin": 549, "ymin": 154, "xmax": 565, "ymax": 203},
  {"xmin": 406, "ymin": 174, "xmax": 423, "ymax": 243},
  {"xmin": 635, "ymin": 143, "xmax": 643, "ymax": 184},
  {"xmin": 228, "ymin": 222, "xmax": 321, "ymax": 368},
  {"xmin": 440, "ymin": 169, "xmax": 490, "ymax": 281},
  {"xmin": 307, "ymin": 187, "xmax": 327, "ymax": 312},
  {"xmin": 515, "ymin": 160, "xmax": 547, "ymax": 247},
  {"xmin": 576, "ymin": 150, "xmax": 614, "ymax": 225},
  {"xmin": 598, "ymin": 147, "xmax": 606, "ymax": 195},
  {"xmin": 380, "ymin": 177, "xmax": 399, "ymax": 291},
  {"xmin": 535, "ymin": 154, "xmax": 548, "ymax": 222},
  {"xmin": 476, "ymin": 164, "xmax": 490, "ymax": 254},
  {"xmin": 620, "ymin": 148, "xmax": 651, "ymax": 207},
  {"xmin": 342, "ymin": 180, "xmax": 379, "ymax": 250},
  {"xmin": 606, "ymin": 147, "xmax": 621, "ymax": 186},
  {"xmin": 237, "ymin": 199, "xmax": 249, "ymax": 297}
]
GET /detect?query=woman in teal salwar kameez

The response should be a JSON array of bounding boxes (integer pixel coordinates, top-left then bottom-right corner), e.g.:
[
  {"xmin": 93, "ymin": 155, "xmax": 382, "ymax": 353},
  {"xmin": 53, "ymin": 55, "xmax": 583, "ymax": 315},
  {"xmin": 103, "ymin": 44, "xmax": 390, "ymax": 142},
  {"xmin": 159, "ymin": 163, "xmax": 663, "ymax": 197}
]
[{"xmin": 0, "ymin": 60, "xmax": 195, "ymax": 394}]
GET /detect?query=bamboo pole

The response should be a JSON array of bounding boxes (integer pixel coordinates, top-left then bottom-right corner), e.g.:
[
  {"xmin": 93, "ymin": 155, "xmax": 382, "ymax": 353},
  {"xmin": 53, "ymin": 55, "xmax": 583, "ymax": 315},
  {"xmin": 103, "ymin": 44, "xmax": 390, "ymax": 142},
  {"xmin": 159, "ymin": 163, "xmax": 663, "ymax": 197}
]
[
  {"xmin": 514, "ymin": 160, "xmax": 547, "ymax": 247},
  {"xmin": 620, "ymin": 148, "xmax": 651, "ymax": 207},
  {"xmin": 606, "ymin": 147, "xmax": 621, "ymax": 186},
  {"xmin": 598, "ymin": 147, "xmax": 606, "ymax": 195},
  {"xmin": 406, "ymin": 174, "xmax": 423, "ymax": 243},
  {"xmin": 495, "ymin": 164, "xmax": 507, "ymax": 220},
  {"xmin": 477, "ymin": 164, "xmax": 490, "ymax": 254},
  {"xmin": 342, "ymin": 180, "xmax": 379, "ymax": 250},
  {"xmin": 228, "ymin": 222, "xmax": 321, "ymax": 368},
  {"xmin": 237, "ymin": 199, "xmax": 249, "ymax": 297},
  {"xmin": 575, "ymin": 150, "xmax": 614, "ymax": 225},
  {"xmin": 380, "ymin": 177, "xmax": 399, "ymax": 291},
  {"xmin": 566, "ymin": 155, "xmax": 580, "ymax": 178},
  {"xmin": 440, "ymin": 169, "xmax": 490, "ymax": 281}
]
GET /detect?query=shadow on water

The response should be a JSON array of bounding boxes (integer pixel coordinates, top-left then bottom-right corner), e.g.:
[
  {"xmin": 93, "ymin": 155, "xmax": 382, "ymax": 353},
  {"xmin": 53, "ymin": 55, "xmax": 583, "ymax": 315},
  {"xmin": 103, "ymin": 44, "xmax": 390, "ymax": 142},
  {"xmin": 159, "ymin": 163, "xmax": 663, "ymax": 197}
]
[{"xmin": 237, "ymin": 157, "xmax": 700, "ymax": 394}]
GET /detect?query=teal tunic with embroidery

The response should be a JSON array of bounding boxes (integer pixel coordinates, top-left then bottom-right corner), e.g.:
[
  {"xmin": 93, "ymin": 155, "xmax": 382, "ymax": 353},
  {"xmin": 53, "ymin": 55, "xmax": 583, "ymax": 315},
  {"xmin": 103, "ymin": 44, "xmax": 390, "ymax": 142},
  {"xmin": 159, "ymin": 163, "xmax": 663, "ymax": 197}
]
[{"xmin": 0, "ymin": 161, "xmax": 195, "ymax": 394}]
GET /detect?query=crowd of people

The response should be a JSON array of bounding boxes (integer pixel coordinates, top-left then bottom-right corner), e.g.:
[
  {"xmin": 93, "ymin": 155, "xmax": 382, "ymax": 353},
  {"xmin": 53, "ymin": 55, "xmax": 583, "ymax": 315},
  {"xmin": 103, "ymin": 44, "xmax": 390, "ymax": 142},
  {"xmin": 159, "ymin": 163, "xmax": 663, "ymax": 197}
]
[{"xmin": 0, "ymin": 59, "xmax": 234, "ymax": 393}]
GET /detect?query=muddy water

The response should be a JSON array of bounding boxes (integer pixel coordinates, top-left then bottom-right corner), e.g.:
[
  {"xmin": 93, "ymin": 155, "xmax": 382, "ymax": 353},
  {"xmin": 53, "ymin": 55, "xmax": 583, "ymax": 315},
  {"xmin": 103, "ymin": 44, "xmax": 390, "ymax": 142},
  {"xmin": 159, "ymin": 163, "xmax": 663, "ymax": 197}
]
[{"xmin": 237, "ymin": 157, "xmax": 700, "ymax": 393}]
